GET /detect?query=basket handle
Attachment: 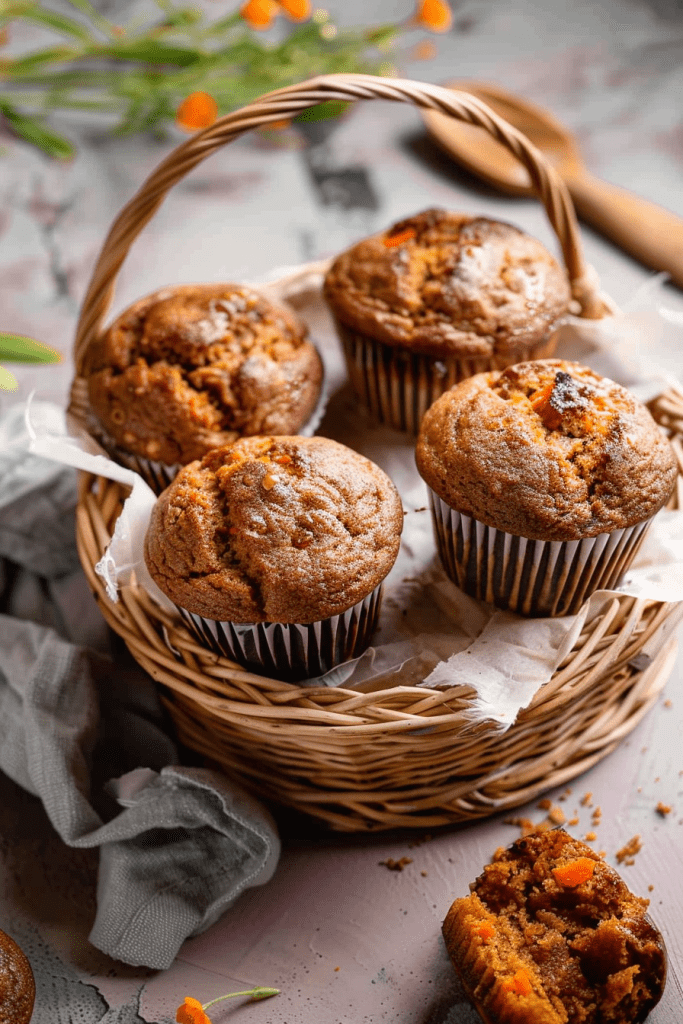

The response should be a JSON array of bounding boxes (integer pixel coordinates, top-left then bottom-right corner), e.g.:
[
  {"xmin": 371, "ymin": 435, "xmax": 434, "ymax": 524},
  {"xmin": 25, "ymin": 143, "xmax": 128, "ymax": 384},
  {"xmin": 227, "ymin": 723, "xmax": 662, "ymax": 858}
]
[{"xmin": 72, "ymin": 73, "xmax": 611, "ymax": 377}]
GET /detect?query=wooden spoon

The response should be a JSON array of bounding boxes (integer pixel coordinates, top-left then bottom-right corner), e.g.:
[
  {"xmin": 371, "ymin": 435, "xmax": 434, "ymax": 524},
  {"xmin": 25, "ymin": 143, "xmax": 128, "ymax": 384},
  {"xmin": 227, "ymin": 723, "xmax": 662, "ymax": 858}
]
[{"xmin": 423, "ymin": 81, "xmax": 683, "ymax": 289}]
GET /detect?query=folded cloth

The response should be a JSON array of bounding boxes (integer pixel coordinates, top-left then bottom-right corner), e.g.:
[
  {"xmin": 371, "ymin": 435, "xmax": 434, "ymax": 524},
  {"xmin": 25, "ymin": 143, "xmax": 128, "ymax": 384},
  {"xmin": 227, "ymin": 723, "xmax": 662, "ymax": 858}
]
[{"xmin": 0, "ymin": 405, "xmax": 280, "ymax": 969}]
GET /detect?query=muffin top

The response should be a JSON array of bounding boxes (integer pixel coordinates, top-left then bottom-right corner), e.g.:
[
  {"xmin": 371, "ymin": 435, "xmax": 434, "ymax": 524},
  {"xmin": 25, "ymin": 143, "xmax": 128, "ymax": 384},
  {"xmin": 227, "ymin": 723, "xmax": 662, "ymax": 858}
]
[
  {"xmin": 145, "ymin": 435, "xmax": 404, "ymax": 623},
  {"xmin": 323, "ymin": 209, "xmax": 571, "ymax": 357},
  {"xmin": 416, "ymin": 359, "xmax": 677, "ymax": 541},
  {"xmin": 86, "ymin": 284, "xmax": 324, "ymax": 465}
]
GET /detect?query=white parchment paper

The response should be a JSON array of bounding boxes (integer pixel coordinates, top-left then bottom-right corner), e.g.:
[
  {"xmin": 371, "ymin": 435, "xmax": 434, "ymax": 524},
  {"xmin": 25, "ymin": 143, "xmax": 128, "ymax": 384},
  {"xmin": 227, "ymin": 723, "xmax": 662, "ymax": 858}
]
[{"xmin": 27, "ymin": 266, "xmax": 683, "ymax": 729}]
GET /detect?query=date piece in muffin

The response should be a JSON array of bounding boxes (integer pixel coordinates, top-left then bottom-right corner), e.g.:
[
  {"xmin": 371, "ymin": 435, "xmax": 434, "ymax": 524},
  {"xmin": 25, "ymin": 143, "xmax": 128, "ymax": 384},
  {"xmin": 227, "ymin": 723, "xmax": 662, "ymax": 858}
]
[
  {"xmin": 0, "ymin": 928, "xmax": 35, "ymax": 1024},
  {"xmin": 145, "ymin": 435, "xmax": 403, "ymax": 679},
  {"xmin": 416, "ymin": 359, "xmax": 677, "ymax": 615},
  {"xmin": 442, "ymin": 829, "xmax": 667, "ymax": 1024},
  {"xmin": 323, "ymin": 209, "xmax": 571, "ymax": 433},
  {"xmin": 86, "ymin": 284, "xmax": 323, "ymax": 489}
]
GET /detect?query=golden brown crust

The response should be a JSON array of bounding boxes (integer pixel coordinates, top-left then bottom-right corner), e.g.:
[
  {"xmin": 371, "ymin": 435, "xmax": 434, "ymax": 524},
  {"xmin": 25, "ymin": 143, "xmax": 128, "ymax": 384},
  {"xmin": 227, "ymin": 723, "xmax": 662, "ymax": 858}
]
[
  {"xmin": 416, "ymin": 359, "xmax": 677, "ymax": 541},
  {"xmin": 0, "ymin": 929, "xmax": 35, "ymax": 1024},
  {"xmin": 442, "ymin": 830, "xmax": 667, "ymax": 1024},
  {"xmin": 144, "ymin": 435, "xmax": 404, "ymax": 623},
  {"xmin": 323, "ymin": 209, "xmax": 571, "ymax": 357},
  {"xmin": 86, "ymin": 284, "xmax": 324, "ymax": 465}
]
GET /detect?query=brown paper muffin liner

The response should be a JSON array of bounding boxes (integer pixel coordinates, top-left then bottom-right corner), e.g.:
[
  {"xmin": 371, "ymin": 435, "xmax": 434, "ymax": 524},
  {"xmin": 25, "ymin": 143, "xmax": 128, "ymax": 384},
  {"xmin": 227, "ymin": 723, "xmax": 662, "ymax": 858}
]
[
  {"xmin": 86, "ymin": 416, "xmax": 182, "ymax": 494},
  {"xmin": 176, "ymin": 584, "xmax": 384, "ymax": 682},
  {"xmin": 428, "ymin": 489, "xmax": 652, "ymax": 617},
  {"xmin": 334, "ymin": 318, "xmax": 558, "ymax": 434}
]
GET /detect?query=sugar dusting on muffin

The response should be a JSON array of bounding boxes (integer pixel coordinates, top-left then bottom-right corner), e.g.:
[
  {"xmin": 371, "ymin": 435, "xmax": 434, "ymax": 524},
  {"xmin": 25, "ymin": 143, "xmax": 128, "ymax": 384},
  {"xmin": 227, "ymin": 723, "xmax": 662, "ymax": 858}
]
[
  {"xmin": 144, "ymin": 435, "xmax": 404, "ymax": 624},
  {"xmin": 323, "ymin": 209, "xmax": 571, "ymax": 356},
  {"xmin": 417, "ymin": 359, "xmax": 677, "ymax": 541}
]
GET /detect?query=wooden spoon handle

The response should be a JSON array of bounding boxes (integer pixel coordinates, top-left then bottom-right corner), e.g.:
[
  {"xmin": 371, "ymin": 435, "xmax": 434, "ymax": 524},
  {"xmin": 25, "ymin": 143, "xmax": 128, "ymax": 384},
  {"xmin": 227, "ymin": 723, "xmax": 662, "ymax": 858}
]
[{"xmin": 566, "ymin": 171, "xmax": 683, "ymax": 289}]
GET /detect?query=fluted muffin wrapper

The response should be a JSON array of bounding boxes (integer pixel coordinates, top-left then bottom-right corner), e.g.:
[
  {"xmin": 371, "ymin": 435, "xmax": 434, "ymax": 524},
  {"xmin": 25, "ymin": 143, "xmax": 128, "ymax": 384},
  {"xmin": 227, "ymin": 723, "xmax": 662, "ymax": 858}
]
[
  {"xmin": 428, "ymin": 489, "xmax": 653, "ymax": 617},
  {"xmin": 333, "ymin": 317, "xmax": 558, "ymax": 435},
  {"xmin": 175, "ymin": 584, "xmax": 384, "ymax": 682},
  {"xmin": 86, "ymin": 416, "xmax": 182, "ymax": 494}
]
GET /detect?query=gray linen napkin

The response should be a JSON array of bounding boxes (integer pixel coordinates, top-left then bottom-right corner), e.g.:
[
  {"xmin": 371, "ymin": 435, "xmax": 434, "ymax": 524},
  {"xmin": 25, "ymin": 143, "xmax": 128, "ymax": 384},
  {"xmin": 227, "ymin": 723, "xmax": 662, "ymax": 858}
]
[{"xmin": 0, "ymin": 403, "xmax": 280, "ymax": 969}]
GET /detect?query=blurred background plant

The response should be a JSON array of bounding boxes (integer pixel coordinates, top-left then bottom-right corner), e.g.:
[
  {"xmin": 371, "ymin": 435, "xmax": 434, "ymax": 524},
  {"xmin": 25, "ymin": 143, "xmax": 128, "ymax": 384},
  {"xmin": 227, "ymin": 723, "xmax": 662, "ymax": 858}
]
[
  {"xmin": 0, "ymin": 333, "xmax": 60, "ymax": 390},
  {"xmin": 0, "ymin": 0, "xmax": 453, "ymax": 159}
]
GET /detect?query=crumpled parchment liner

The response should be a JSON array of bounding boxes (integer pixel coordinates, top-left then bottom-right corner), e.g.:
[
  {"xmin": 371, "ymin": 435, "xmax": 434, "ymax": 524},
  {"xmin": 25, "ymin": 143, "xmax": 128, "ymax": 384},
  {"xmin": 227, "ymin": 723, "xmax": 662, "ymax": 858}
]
[{"xmin": 27, "ymin": 266, "xmax": 683, "ymax": 730}]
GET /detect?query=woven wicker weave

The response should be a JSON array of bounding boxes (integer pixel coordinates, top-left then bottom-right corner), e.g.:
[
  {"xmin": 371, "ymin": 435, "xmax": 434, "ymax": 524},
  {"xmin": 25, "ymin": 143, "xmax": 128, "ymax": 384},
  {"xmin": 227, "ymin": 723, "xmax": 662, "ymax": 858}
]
[{"xmin": 71, "ymin": 74, "xmax": 683, "ymax": 831}]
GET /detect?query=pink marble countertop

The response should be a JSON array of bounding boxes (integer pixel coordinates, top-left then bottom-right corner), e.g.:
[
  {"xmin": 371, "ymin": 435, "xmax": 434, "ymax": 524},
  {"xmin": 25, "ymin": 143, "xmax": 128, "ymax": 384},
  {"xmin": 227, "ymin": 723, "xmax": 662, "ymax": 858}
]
[{"xmin": 2, "ymin": 0, "xmax": 683, "ymax": 1020}]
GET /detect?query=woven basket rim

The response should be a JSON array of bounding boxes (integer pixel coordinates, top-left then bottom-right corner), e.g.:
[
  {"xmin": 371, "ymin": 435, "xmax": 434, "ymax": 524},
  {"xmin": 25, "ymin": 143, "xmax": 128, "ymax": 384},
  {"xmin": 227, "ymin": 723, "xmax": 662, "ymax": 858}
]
[{"xmin": 67, "ymin": 73, "xmax": 683, "ymax": 828}]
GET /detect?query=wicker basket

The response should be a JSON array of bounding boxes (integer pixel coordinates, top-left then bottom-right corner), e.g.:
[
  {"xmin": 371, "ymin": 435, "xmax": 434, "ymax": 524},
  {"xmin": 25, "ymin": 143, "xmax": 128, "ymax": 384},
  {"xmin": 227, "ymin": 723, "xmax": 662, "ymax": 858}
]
[{"xmin": 70, "ymin": 74, "xmax": 683, "ymax": 832}]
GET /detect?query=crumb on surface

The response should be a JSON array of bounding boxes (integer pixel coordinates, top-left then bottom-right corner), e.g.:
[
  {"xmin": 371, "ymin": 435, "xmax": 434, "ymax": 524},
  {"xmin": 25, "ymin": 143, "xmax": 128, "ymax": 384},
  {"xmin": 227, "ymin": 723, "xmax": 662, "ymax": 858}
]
[
  {"xmin": 548, "ymin": 806, "xmax": 566, "ymax": 825},
  {"xmin": 380, "ymin": 857, "xmax": 413, "ymax": 871},
  {"xmin": 580, "ymin": 792, "xmax": 593, "ymax": 807},
  {"xmin": 656, "ymin": 802, "xmax": 672, "ymax": 817},
  {"xmin": 537, "ymin": 798, "xmax": 552, "ymax": 810},
  {"xmin": 616, "ymin": 835, "xmax": 643, "ymax": 864},
  {"xmin": 585, "ymin": 831, "xmax": 597, "ymax": 842},
  {"xmin": 568, "ymin": 816, "xmax": 579, "ymax": 826}
]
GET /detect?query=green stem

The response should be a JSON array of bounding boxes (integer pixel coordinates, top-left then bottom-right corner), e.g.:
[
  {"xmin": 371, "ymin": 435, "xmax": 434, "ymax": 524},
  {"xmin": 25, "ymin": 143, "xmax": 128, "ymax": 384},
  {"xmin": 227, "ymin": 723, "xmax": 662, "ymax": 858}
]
[{"xmin": 203, "ymin": 986, "xmax": 279, "ymax": 1009}]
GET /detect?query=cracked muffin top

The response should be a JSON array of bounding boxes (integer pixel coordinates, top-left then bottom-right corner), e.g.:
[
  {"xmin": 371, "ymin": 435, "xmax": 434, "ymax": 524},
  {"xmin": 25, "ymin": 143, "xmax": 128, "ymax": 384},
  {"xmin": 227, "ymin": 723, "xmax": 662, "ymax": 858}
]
[
  {"xmin": 86, "ymin": 284, "xmax": 324, "ymax": 465},
  {"xmin": 323, "ymin": 209, "xmax": 571, "ymax": 357},
  {"xmin": 144, "ymin": 435, "xmax": 404, "ymax": 623},
  {"xmin": 416, "ymin": 359, "xmax": 677, "ymax": 541}
]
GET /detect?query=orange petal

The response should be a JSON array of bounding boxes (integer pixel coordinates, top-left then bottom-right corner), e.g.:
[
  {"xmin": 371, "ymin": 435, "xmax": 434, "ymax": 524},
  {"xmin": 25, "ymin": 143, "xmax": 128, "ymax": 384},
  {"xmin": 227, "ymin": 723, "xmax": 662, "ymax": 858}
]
[
  {"xmin": 175, "ymin": 92, "xmax": 218, "ymax": 132},
  {"xmin": 176, "ymin": 997, "xmax": 212, "ymax": 1024},
  {"xmin": 415, "ymin": 0, "xmax": 453, "ymax": 33},
  {"xmin": 240, "ymin": 0, "xmax": 280, "ymax": 29},
  {"xmin": 278, "ymin": 0, "xmax": 311, "ymax": 20}
]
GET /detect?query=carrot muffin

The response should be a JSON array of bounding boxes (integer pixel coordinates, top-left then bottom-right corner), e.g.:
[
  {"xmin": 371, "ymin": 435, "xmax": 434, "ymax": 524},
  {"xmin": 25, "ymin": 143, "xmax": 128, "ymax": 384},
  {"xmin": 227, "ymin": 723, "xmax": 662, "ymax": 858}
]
[
  {"xmin": 416, "ymin": 359, "xmax": 677, "ymax": 616},
  {"xmin": 145, "ymin": 435, "xmax": 403, "ymax": 679},
  {"xmin": 86, "ymin": 283, "xmax": 324, "ymax": 492},
  {"xmin": 0, "ymin": 929, "xmax": 35, "ymax": 1024},
  {"xmin": 442, "ymin": 829, "xmax": 667, "ymax": 1024},
  {"xmin": 323, "ymin": 209, "xmax": 571, "ymax": 433}
]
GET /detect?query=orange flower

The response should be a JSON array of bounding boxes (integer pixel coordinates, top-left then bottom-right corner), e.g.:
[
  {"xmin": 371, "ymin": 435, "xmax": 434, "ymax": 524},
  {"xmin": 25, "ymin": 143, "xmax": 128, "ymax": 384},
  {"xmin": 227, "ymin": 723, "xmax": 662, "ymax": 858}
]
[
  {"xmin": 278, "ymin": 0, "xmax": 311, "ymax": 20},
  {"xmin": 415, "ymin": 0, "xmax": 453, "ymax": 32},
  {"xmin": 240, "ymin": 0, "xmax": 280, "ymax": 29},
  {"xmin": 176, "ymin": 987, "xmax": 279, "ymax": 1023},
  {"xmin": 176, "ymin": 997, "xmax": 212, "ymax": 1024},
  {"xmin": 175, "ymin": 92, "xmax": 218, "ymax": 132},
  {"xmin": 411, "ymin": 39, "xmax": 437, "ymax": 61}
]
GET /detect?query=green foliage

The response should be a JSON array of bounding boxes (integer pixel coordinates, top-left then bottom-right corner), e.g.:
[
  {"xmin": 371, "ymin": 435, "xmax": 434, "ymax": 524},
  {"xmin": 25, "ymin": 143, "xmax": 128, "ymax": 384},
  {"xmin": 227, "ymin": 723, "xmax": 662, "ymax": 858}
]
[
  {"xmin": 0, "ymin": 0, "xmax": 404, "ymax": 157},
  {"xmin": 0, "ymin": 332, "xmax": 62, "ymax": 363}
]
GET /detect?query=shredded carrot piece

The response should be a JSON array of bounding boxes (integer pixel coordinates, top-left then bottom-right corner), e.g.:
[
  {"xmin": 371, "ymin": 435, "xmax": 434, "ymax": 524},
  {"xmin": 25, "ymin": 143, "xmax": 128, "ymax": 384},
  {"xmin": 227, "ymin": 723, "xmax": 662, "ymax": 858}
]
[
  {"xmin": 274, "ymin": 454, "xmax": 292, "ymax": 464},
  {"xmin": 502, "ymin": 969, "xmax": 533, "ymax": 996},
  {"xmin": 552, "ymin": 857, "xmax": 596, "ymax": 888},
  {"xmin": 175, "ymin": 92, "xmax": 218, "ymax": 132},
  {"xmin": 475, "ymin": 922, "xmax": 496, "ymax": 941},
  {"xmin": 529, "ymin": 382, "xmax": 562, "ymax": 429},
  {"xmin": 384, "ymin": 227, "xmax": 416, "ymax": 248}
]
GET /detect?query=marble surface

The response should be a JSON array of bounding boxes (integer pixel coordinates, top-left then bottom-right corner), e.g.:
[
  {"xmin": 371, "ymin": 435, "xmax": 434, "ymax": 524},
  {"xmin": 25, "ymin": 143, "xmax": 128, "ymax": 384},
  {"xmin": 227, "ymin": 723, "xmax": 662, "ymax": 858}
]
[{"xmin": 2, "ymin": 0, "xmax": 683, "ymax": 1020}]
